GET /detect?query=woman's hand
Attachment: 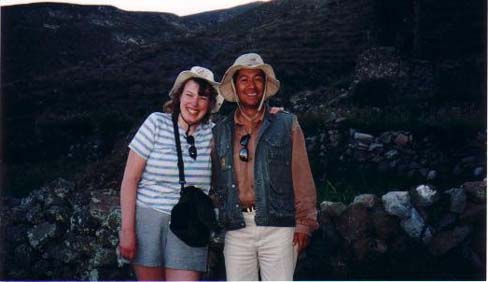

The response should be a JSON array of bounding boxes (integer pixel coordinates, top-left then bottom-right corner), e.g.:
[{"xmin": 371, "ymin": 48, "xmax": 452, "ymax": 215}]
[
  {"xmin": 269, "ymin": 107, "xmax": 285, "ymax": 114},
  {"xmin": 118, "ymin": 229, "xmax": 137, "ymax": 261},
  {"xmin": 119, "ymin": 150, "xmax": 146, "ymax": 261}
]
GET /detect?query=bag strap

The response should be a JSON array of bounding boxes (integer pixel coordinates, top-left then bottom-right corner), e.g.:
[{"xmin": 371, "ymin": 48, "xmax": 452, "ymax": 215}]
[{"xmin": 172, "ymin": 113, "xmax": 186, "ymax": 190}]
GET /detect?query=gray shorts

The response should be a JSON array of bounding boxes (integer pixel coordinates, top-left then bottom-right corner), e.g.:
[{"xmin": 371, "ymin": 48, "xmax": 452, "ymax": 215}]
[{"xmin": 132, "ymin": 205, "xmax": 208, "ymax": 272}]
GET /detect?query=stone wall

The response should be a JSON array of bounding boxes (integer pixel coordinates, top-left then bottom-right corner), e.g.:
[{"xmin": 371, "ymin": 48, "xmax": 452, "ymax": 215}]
[{"xmin": 1, "ymin": 178, "xmax": 485, "ymax": 280}]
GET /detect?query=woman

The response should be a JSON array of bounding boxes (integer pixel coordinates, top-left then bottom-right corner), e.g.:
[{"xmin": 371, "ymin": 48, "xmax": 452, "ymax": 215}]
[{"xmin": 118, "ymin": 66, "xmax": 223, "ymax": 280}]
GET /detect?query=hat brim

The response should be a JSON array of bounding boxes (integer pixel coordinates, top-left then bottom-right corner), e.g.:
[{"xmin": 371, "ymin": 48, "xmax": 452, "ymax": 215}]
[
  {"xmin": 169, "ymin": 71, "xmax": 223, "ymax": 113},
  {"xmin": 220, "ymin": 64, "xmax": 280, "ymax": 102}
]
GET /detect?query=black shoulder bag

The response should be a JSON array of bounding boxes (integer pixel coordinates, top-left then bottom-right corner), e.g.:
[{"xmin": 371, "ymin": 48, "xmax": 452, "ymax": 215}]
[{"xmin": 169, "ymin": 114, "xmax": 218, "ymax": 247}]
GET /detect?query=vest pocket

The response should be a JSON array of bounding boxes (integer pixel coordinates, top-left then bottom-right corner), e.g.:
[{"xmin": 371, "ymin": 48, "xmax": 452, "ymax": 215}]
[{"xmin": 265, "ymin": 137, "xmax": 292, "ymax": 196}]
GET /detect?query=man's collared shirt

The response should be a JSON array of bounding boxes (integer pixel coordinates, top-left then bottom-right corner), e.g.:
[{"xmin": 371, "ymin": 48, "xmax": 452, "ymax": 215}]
[{"xmin": 232, "ymin": 109, "xmax": 319, "ymax": 235}]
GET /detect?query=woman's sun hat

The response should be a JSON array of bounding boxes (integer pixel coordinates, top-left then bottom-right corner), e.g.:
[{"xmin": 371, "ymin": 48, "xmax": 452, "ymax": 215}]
[
  {"xmin": 169, "ymin": 66, "xmax": 224, "ymax": 113},
  {"xmin": 219, "ymin": 53, "xmax": 280, "ymax": 103}
]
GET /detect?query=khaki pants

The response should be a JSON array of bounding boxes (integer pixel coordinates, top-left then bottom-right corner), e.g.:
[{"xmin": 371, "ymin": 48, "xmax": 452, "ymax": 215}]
[{"xmin": 224, "ymin": 211, "xmax": 298, "ymax": 281}]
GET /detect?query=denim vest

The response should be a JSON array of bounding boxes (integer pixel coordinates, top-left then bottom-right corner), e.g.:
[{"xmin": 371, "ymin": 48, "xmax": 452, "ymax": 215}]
[{"xmin": 212, "ymin": 110, "xmax": 296, "ymax": 230}]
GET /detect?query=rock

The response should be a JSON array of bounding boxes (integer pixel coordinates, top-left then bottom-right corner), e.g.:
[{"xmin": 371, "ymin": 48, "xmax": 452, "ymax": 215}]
[
  {"xmin": 435, "ymin": 212, "xmax": 458, "ymax": 231},
  {"xmin": 47, "ymin": 243, "xmax": 80, "ymax": 263},
  {"xmin": 426, "ymin": 170, "xmax": 437, "ymax": 180},
  {"xmin": 473, "ymin": 167, "xmax": 484, "ymax": 178},
  {"xmin": 371, "ymin": 209, "xmax": 399, "ymax": 241},
  {"xmin": 320, "ymin": 201, "xmax": 347, "ymax": 217},
  {"xmin": 319, "ymin": 223, "xmax": 342, "ymax": 253},
  {"xmin": 336, "ymin": 204, "xmax": 372, "ymax": 243},
  {"xmin": 444, "ymin": 188, "xmax": 466, "ymax": 214},
  {"xmin": 462, "ymin": 181, "xmax": 486, "ymax": 203},
  {"xmin": 459, "ymin": 202, "xmax": 486, "ymax": 224},
  {"xmin": 46, "ymin": 205, "xmax": 72, "ymax": 224},
  {"xmin": 393, "ymin": 133, "xmax": 411, "ymax": 146},
  {"xmin": 14, "ymin": 243, "xmax": 34, "ymax": 266},
  {"xmin": 101, "ymin": 208, "xmax": 121, "ymax": 230},
  {"xmin": 382, "ymin": 191, "xmax": 412, "ymax": 218},
  {"xmin": 25, "ymin": 205, "xmax": 45, "ymax": 225},
  {"xmin": 412, "ymin": 185, "xmax": 438, "ymax": 207},
  {"xmin": 428, "ymin": 226, "xmax": 472, "ymax": 256},
  {"xmin": 400, "ymin": 208, "xmax": 432, "ymax": 244},
  {"xmin": 385, "ymin": 149, "xmax": 399, "ymax": 159},
  {"xmin": 96, "ymin": 228, "xmax": 119, "ymax": 248},
  {"xmin": 44, "ymin": 178, "xmax": 76, "ymax": 199},
  {"xmin": 9, "ymin": 206, "xmax": 28, "ymax": 224},
  {"xmin": 89, "ymin": 190, "xmax": 120, "ymax": 223},
  {"xmin": 378, "ymin": 132, "xmax": 393, "ymax": 144},
  {"xmin": 70, "ymin": 208, "xmax": 99, "ymax": 234},
  {"xmin": 28, "ymin": 222, "xmax": 58, "ymax": 249},
  {"xmin": 353, "ymin": 132, "xmax": 374, "ymax": 143},
  {"xmin": 352, "ymin": 194, "xmax": 380, "ymax": 208},
  {"xmin": 64, "ymin": 234, "xmax": 98, "ymax": 255},
  {"xmin": 368, "ymin": 143, "xmax": 383, "ymax": 151},
  {"xmin": 90, "ymin": 246, "xmax": 117, "ymax": 267},
  {"xmin": 352, "ymin": 238, "xmax": 388, "ymax": 262}
]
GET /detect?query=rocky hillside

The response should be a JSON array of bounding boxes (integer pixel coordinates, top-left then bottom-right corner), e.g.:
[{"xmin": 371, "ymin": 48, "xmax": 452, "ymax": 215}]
[
  {"xmin": 1, "ymin": 0, "xmax": 486, "ymax": 279},
  {"xmin": 3, "ymin": 0, "xmax": 485, "ymax": 196}
]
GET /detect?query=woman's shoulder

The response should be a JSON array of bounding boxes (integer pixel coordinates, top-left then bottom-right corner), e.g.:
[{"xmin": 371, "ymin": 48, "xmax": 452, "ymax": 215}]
[
  {"xmin": 199, "ymin": 121, "xmax": 215, "ymax": 133},
  {"xmin": 146, "ymin": 112, "xmax": 172, "ymax": 125},
  {"xmin": 147, "ymin": 112, "xmax": 171, "ymax": 120}
]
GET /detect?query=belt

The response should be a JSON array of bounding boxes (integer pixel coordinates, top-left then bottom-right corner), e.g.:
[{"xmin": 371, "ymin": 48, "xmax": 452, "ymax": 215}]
[{"xmin": 241, "ymin": 204, "xmax": 256, "ymax": 213}]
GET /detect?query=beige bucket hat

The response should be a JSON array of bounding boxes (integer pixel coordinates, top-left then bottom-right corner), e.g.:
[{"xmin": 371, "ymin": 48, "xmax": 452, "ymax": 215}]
[
  {"xmin": 220, "ymin": 53, "xmax": 280, "ymax": 102},
  {"xmin": 169, "ymin": 66, "xmax": 224, "ymax": 113}
]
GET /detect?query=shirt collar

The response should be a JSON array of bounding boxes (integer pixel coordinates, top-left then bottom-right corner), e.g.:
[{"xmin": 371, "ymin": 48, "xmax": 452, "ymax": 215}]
[{"xmin": 234, "ymin": 107, "xmax": 266, "ymax": 126}]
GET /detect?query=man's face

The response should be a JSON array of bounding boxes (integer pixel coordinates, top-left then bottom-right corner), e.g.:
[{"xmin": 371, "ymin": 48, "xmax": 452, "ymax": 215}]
[{"xmin": 235, "ymin": 68, "xmax": 265, "ymax": 110}]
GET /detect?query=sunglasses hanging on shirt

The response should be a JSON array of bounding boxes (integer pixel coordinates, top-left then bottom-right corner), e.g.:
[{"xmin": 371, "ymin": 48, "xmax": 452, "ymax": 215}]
[
  {"xmin": 184, "ymin": 127, "xmax": 197, "ymax": 160},
  {"xmin": 239, "ymin": 133, "xmax": 251, "ymax": 162}
]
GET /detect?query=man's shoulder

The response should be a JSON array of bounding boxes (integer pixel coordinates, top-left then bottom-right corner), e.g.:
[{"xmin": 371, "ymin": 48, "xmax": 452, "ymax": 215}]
[
  {"xmin": 271, "ymin": 110, "xmax": 297, "ymax": 124},
  {"xmin": 213, "ymin": 112, "xmax": 234, "ymax": 129}
]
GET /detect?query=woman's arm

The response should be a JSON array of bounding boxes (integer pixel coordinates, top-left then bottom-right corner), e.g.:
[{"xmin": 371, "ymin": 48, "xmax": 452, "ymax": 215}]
[{"xmin": 119, "ymin": 150, "xmax": 146, "ymax": 260}]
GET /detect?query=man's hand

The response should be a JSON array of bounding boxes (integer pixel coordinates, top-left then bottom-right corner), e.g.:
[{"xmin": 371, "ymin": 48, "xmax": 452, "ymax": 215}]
[
  {"xmin": 118, "ymin": 229, "xmax": 137, "ymax": 261},
  {"xmin": 293, "ymin": 232, "xmax": 310, "ymax": 254}
]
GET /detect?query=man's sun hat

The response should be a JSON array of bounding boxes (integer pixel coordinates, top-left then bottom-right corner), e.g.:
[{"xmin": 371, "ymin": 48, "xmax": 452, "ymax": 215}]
[
  {"xmin": 220, "ymin": 53, "xmax": 280, "ymax": 102},
  {"xmin": 169, "ymin": 66, "xmax": 224, "ymax": 113}
]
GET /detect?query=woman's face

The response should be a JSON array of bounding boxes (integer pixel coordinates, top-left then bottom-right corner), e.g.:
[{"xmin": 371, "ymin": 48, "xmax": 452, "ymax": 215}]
[{"xmin": 179, "ymin": 79, "xmax": 210, "ymax": 125}]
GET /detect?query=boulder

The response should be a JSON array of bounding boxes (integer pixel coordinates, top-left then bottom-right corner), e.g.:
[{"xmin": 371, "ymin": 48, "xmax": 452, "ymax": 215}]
[
  {"xmin": 462, "ymin": 181, "xmax": 486, "ymax": 203},
  {"xmin": 28, "ymin": 222, "xmax": 59, "ymax": 249},
  {"xmin": 444, "ymin": 188, "xmax": 466, "ymax": 214},
  {"xmin": 320, "ymin": 201, "xmax": 347, "ymax": 217},
  {"xmin": 371, "ymin": 209, "xmax": 400, "ymax": 241},
  {"xmin": 428, "ymin": 226, "xmax": 472, "ymax": 256},
  {"xmin": 382, "ymin": 191, "xmax": 412, "ymax": 218},
  {"xmin": 400, "ymin": 208, "xmax": 432, "ymax": 244},
  {"xmin": 336, "ymin": 204, "xmax": 372, "ymax": 243},
  {"xmin": 353, "ymin": 194, "xmax": 380, "ymax": 208},
  {"xmin": 411, "ymin": 185, "xmax": 438, "ymax": 207}
]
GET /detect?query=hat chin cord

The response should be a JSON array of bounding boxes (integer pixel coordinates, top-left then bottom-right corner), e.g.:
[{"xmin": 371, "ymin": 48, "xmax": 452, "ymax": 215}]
[
  {"xmin": 176, "ymin": 110, "xmax": 197, "ymax": 135},
  {"xmin": 231, "ymin": 79, "xmax": 267, "ymax": 122}
]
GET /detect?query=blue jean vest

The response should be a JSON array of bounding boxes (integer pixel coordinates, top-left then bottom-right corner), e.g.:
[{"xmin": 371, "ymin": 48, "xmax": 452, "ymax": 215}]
[{"xmin": 212, "ymin": 110, "xmax": 296, "ymax": 230}]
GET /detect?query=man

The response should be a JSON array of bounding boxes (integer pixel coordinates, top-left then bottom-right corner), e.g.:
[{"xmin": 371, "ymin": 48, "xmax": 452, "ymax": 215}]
[{"xmin": 212, "ymin": 53, "xmax": 318, "ymax": 280}]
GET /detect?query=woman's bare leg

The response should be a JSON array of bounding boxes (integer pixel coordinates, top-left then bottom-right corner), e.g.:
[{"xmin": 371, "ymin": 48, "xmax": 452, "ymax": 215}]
[
  {"xmin": 133, "ymin": 265, "xmax": 165, "ymax": 281},
  {"xmin": 165, "ymin": 268, "xmax": 201, "ymax": 281}
]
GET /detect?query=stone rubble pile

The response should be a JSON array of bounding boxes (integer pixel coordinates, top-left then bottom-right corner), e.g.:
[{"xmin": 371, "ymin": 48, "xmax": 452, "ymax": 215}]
[
  {"xmin": 1, "ymin": 178, "xmax": 132, "ymax": 280},
  {"xmin": 341, "ymin": 129, "xmax": 484, "ymax": 181}
]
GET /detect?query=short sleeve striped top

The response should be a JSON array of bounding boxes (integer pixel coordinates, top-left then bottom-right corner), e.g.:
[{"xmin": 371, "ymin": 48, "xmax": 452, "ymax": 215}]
[{"xmin": 129, "ymin": 112, "xmax": 213, "ymax": 214}]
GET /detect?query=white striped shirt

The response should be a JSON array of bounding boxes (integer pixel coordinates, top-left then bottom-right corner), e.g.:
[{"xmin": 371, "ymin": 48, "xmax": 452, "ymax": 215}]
[{"xmin": 129, "ymin": 112, "xmax": 213, "ymax": 214}]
